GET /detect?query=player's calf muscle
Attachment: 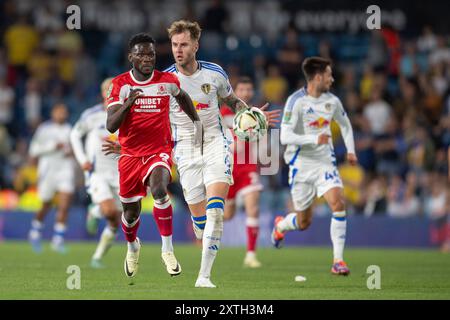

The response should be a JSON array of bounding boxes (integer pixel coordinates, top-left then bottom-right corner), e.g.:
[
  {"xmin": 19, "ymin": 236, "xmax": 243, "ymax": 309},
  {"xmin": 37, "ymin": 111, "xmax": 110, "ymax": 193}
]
[
  {"xmin": 298, "ymin": 219, "xmax": 312, "ymax": 230},
  {"xmin": 328, "ymin": 198, "xmax": 345, "ymax": 212}
]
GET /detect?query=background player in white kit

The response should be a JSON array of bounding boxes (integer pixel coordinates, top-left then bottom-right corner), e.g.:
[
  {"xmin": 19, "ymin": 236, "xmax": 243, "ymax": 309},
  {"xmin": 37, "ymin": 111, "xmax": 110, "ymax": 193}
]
[
  {"xmin": 165, "ymin": 20, "xmax": 278, "ymax": 287},
  {"xmin": 272, "ymin": 57, "xmax": 358, "ymax": 275},
  {"xmin": 70, "ymin": 78, "xmax": 121, "ymax": 268},
  {"xmin": 28, "ymin": 103, "xmax": 75, "ymax": 253}
]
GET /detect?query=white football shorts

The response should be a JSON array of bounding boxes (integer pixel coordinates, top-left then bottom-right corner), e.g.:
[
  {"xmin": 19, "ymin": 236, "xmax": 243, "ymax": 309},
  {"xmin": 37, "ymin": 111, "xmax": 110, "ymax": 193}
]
[
  {"xmin": 174, "ymin": 134, "xmax": 233, "ymax": 204},
  {"xmin": 38, "ymin": 168, "xmax": 75, "ymax": 202},
  {"xmin": 289, "ymin": 157, "xmax": 343, "ymax": 211},
  {"xmin": 87, "ymin": 172, "xmax": 121, "ymax": 208}
]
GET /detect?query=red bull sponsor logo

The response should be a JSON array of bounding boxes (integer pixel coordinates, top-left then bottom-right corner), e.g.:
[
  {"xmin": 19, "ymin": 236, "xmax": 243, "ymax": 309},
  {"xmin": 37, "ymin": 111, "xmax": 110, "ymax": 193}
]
[
  {"xmin": 193, "ymin": 100, "xmax": 209, "ymax": 111},
  {"xmin": 308, "ymin": 117, "xmax": 330, "ymax": 128}
]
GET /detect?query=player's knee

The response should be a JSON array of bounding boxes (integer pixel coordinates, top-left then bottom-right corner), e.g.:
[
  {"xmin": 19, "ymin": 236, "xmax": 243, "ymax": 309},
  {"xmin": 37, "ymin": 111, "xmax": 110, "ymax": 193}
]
[
  {"xmin": 123, "ymin": 209, "xmax": 139, "ymax": 223},
  {"xmin": 150, "ymin": 183, "xmax": 167, "ymax": 200}
]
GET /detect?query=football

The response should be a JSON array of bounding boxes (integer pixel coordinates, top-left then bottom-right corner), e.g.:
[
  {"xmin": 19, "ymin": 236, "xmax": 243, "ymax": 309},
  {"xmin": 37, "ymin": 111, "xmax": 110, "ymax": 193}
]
[{"xmin": 233, "ymin": 107, "xmax": 268, "ymax": 141}]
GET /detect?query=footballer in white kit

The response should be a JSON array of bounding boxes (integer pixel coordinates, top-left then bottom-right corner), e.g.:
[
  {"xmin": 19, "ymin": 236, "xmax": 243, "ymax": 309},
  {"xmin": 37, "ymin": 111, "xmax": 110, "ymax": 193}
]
[
  {"xmin": 166, "ymin": 20, "xmax": 278, "ymax": 288},
  {"xmin": 166, "ymin": 20, "xmax": 254, "ymax": 288},
  {"xmin": 165, "ymin": 59, "xmax": 233, "ymax": 204},
  {"xmin": 272, "ymin": 57, "xmax": 358, "ymax": 276},
  {"xmin": 282, "ymin": 87, "xmax": 353, "ymax": 209},
  {"xmin": 28, "ymin": 103, "xmax": 75, "ymax": 253},
  {"xmin": 70, "ymin": 78, "xmax": 122, "ymax": 268}
]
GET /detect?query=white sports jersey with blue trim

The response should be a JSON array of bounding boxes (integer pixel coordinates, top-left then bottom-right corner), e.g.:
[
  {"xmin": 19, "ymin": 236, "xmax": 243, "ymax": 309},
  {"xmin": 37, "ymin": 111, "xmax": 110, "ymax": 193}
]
[
  {"xmin": 280, "ymin": 87, "xmax": 355, "ymax": 167},
  {"xmin": 164, "ymin": 60, "xmax": 233, "ymax": 141},
  {"xmin": 70, "ymin": 104, "xmax": 119, "ymax": 186}
]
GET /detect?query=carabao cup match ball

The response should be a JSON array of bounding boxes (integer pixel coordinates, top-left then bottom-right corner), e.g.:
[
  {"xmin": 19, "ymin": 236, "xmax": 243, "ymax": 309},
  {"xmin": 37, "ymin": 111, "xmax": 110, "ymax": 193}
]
[{"xmin": 233, "ymin": 107, "xmax": 268, "ymax": 142}]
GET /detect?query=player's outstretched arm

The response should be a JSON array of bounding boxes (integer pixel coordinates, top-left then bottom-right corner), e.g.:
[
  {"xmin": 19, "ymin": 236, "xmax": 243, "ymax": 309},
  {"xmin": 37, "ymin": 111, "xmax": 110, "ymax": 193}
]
[
  {"xmin": 222, "ymin": 92, "xmax": 251, "ymax": 113},
  {"xmin": 106, "ymin": 89, "xmax": 142, "ymax": 133},
  {"xmin": 259, "ymin": 103, "xmax": 282, "ymax": 127}
]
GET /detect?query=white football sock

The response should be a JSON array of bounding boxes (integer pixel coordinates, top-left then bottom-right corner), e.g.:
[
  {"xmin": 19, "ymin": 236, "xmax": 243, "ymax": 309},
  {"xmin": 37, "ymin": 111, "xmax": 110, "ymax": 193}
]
[
  {"xmin": 199, "ymin": 204, "xmax": 224, "ymax": 279},
  {"xmin": 161, "ymin": 235, "xmax": 173, "ymax": 253},
  {"xmin": 330, "ymin": 211, "xmax": 347, "ymax": 262},
  {"xmin": 127, "ymin": 239, "xmax": 140, "ymax": 252},
  {"xmin": 29, "ymin": 220, "xmax": 43, "ymax": 240},
  {"xmin": 277, "ymin": 213, "xmax": 298, "ymax": 232},
  {"xmin": 52, "ymin": 222, "xmax": 66, "ymax": 245},
  {"xmin": 93, "ymin": 225, "xmax": 117, "ymax": 260}
]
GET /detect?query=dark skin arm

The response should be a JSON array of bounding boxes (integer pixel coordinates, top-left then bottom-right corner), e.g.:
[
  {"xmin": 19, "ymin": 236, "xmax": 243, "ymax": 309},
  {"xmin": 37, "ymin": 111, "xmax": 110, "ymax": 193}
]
[
  {"xmin": 106, "ymin": 88, "xmax": 143, "ymax": 133},
  {"xmin": 174, "ymin": 88, "xmax": 200, "ymax": 122},
  {"xmin": 100, "ymin": 90, "xmax": 200, "ymax": 155}
]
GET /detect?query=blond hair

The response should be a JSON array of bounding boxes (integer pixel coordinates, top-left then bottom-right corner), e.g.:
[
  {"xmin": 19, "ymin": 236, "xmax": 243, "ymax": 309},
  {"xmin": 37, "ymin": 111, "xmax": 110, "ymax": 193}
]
[
  {"xmin": 101, "ymin": 77, "xmax": 113, "ymax": 99},
  {"xmin": 101, "ymin": 77, "xmax": 113, "ymax": 93},
  {"xmin": 167, "ymin": 20, "xmax": 202, "ymax": 41}
]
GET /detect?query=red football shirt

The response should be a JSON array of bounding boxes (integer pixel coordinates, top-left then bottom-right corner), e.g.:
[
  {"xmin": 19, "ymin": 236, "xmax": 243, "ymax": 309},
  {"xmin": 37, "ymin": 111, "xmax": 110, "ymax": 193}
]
[{"xmin": 107, "ymin": 70, "xmax": 180, "ymax": 157}]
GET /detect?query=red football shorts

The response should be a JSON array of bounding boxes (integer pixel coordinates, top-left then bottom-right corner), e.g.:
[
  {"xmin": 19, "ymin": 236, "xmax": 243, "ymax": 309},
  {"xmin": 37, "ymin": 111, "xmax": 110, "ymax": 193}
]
[
  {"xmin": 118, "ymin": 152, "xmax": 172, "ymax": 203},
  {"xmin": 227, "ymin": 164, "xmax": 263, "ymax": 200}
]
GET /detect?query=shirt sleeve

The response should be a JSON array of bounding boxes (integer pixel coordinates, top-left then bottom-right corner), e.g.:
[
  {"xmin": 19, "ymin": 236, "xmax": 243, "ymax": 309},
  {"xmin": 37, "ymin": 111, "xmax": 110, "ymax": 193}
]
[
  {"xmin": 216, "ymin": 71, "xmax": 233, "ymax": 98},
  {"xmin": 70, "ymin": 115, "xmax": 90, "ymax": 166},
  {"xmin": 333, "ymin": 97, "xmax": 356, "ymax": 154},
  {"xmin": 166, "ymin": 74, "xmax": 181, "ymax": 97},
  {"xmin": 280, "ymin": 96, "xmax": 318, "ymax": 146}
]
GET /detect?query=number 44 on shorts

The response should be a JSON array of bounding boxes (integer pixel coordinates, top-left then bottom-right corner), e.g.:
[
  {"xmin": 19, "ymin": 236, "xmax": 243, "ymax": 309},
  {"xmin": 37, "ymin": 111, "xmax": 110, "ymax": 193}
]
[{"xmin": 324, "ymin": 170, "xmax": 339, "ymax": 181}]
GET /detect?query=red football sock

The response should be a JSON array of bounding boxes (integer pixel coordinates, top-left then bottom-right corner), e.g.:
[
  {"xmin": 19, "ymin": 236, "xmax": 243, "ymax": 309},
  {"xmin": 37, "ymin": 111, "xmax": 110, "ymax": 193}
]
[
  {"xmin": 153, "ymin": 195, "xmax": 173, "ymax": 236},
  {"xmin": 246, "ymin": 217, "xmax": 259, "ymax": 252},
  {"xmin": 121, "ymin": 214, "xmax": 140, "ymax": 242}
]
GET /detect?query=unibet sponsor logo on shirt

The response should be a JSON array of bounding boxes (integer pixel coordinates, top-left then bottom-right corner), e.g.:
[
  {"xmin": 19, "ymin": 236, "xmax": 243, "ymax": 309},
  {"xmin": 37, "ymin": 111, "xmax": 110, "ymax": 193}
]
[{"xmin": 134, "ymin": 97, "xmax": 163, "ymax": 113}]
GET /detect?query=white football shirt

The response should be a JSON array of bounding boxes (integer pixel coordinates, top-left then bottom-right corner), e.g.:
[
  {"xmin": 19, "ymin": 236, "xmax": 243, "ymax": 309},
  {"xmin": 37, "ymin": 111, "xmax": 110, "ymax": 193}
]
[
  {"xmin": 164, "ymin": 60, "xmax": 233, "ymax": 141},
  {"xmin": 29, "ymin": 120, "xmax": 75, "ymax": 176},
  {"xmin": 280, "ymin": 87, "xmax": 355, "ymax": 166}
]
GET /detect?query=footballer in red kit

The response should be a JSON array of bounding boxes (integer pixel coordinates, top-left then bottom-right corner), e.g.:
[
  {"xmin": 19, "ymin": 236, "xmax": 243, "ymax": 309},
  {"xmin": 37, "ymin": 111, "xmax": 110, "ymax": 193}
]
[
  {"xmin": 108, "ymin": 70, "xmax": 178, "ymax": 201},
  {"xmin": 220, "ymin": 77, "xmax": 281, "ymax": 268},
  {"xmin": 106, "ymin": 33, "xmax": 202, "ymax": 279}
]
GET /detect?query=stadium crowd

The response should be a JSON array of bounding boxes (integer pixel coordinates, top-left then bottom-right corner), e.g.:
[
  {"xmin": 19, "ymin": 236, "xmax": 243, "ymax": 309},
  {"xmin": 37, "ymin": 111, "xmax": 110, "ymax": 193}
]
[{"xmin": 0, "ymin": 0, "xmax": 449, "ymax": 244}]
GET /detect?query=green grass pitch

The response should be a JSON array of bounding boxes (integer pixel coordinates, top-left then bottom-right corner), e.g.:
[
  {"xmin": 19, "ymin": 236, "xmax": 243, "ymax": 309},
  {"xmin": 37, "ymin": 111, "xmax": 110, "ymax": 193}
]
[{"xmin": 0, "ymin": 241, "xmax": 449, "ymax": 300}]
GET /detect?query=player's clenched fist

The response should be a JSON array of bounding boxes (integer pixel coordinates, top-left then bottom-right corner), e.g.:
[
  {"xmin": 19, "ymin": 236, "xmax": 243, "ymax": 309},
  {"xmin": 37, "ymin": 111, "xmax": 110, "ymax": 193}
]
[
  {"xmin": 346, "ymin": 153, "xmax": 358, "ymax": 166},
  {"xmin": 82, "ymin": 162, "xmax": 93, "ymax": 171},
  {"xmin": 124, "ymin": 89, "xmax": 143, "ymax": 109}
]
